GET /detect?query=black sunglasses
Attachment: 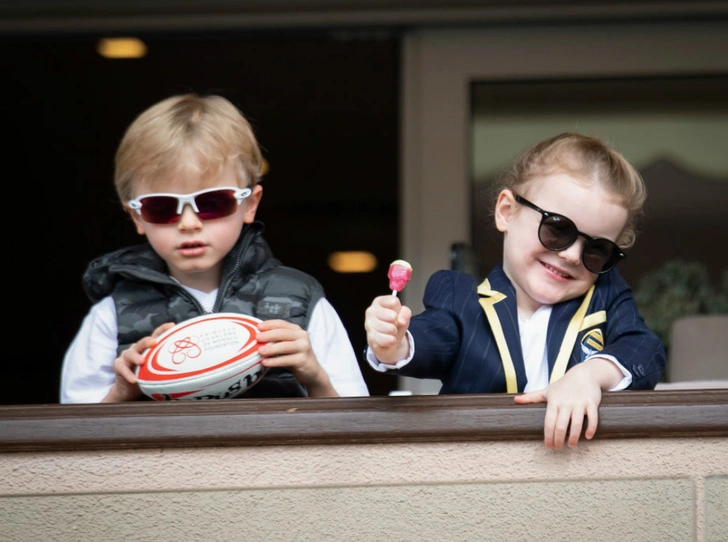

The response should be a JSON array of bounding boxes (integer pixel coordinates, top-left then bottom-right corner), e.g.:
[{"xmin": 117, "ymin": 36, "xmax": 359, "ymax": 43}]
[{"xmin": 514, "ymin": 194, "xmax": 625, "ymax": 274}]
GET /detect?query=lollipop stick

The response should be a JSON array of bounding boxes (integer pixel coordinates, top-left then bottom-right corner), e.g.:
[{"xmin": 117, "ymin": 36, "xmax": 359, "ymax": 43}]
[{"xmin": 392, "ymin": 290, "xmax": 398, "ymax": 297}]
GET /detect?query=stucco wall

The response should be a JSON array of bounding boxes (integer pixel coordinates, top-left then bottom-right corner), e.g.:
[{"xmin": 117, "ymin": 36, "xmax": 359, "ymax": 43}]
[{"xmin": 2, "ymin": 438, "xmax": 727, "ymax": 542}]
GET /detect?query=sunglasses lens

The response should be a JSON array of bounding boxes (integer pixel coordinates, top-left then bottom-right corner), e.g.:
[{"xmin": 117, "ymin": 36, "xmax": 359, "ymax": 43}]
[
  {"xmin": 194, "ymin": 189, "xmax": 238, "ymax": 220},
  {"xmin": 583, "ymin": 239, "xmax": 620, "ymax": 274},
  {"xmin": 519, "ymin": 195, "xmax": 624, "ymax": 274},
  {"xmin": 139, "ymin": 196, "xmax": 179, "ymax": 224},
  {"xmin": 137, "ymin": 189, "xmax": 240, "ymax": 224},
  {"xmin": 539, "ymin": 215, "xmax": 577, "ymax": 250}
]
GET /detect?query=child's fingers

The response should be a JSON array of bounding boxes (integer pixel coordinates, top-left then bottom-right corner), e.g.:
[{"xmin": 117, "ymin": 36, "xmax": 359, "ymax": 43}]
[
  {"xmin": 256, "ymin": 320, "xmax": 306, "ymax": 347},
  {"xmin": 256, "ymin": 321, "xmax": 312, "ymax": 360},
  {"xmin": 136, "ymin": 337, "xmax": 158, "ymax": 360},
  {"xmin": 373, "ymin": 295, "xmax": 402, "ymax": 311},
  {"xmin": 365, "ymin": 297, "xmax": 406, "ymax": 328},
  {"xmin": 513, "ymin": 389, "xmax": 547, "ymax": 404},
  {"xmin": 365, "ymin": 305, "xmax": 399, "ymax": 326},
  {"xmin": 114, "ymin": 354, "xmax": 138, "ymax": 384},
  {"xmin": 261, "ymin": 352, "xmax": 305, "ymax": 369},
  {"xmin": 366, "ymin": 311, "xmax": 403, "ymax": 347},
  {"xmin": 583, "ymin": 403, "xmax": 599, "ymax": 440},
  {"xmin": 567, "ymin": 411, "xmax": 585, "ymax": 448},
  {"xmin": 365, "ymin": 320, "xmax": 399, "ymax": 349},
  {"xmin": 372, "ymin": 317, "xmax": 400, "ymax": 338},
  {"xmin": 366, "ymin": 300, "xmax": 411, "ymax": 336},
  {"xmin": 551, "ymin": 408, "xmax": 573, "ymax": 450},
  {"xmin": 152, "ymin": 322, "xmax": 175, "ymax": 338},
  {"xmin": 259, "ymin": 337, "xmax": 309, "ymax": 359},
  {"xmin": 542, "ymin": 405, "xmax": 558, "ymax": 449},
  {"xmin": 256, "ymin": 319, "xmax": 304, "ymax": 339},
  {"xmin": 257, "ymin": 319, "xmax": 295, "ymax": 332},
  {"xmin": 115, "ymin": 335, "xmax": 158, "ymax": 383},
  {"xmin": 368, "ymin": 332, "xmax": 400, "ymax": 351},
  {"xmin": 397, "ymin": 305, "xmax": 412, "ymax": 328}
]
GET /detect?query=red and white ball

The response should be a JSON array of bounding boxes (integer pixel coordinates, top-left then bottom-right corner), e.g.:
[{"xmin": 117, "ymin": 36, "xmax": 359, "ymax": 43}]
[{"xmin": 136, "ymin": 313, "xmax": 267, "ymax": 401}]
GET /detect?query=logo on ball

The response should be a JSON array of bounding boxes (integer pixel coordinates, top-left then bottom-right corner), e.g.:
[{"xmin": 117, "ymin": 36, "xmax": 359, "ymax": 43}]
[{"xmin": 137, "ymin": 313, "xmax": 267, "ymax": 401}]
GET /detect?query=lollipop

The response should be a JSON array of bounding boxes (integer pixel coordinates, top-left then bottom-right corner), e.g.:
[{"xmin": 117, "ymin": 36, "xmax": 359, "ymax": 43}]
[{"xmin": 388, "ymin": 260, "xmax": 412, "ymax": 296}]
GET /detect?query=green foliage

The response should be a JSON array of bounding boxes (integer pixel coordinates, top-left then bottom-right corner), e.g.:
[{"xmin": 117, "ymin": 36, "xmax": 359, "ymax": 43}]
[{"xmin": 634, "ymin": 260, "xmax": 728, "ymax": 350}]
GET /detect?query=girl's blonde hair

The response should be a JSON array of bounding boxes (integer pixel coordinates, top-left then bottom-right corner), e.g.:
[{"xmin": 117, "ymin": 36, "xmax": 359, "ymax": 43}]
[
  {"xmin": 495, "ymin": 132, "xmax": 646, "ymax": 249},
  {"xmin": 114, "ymin": 93, "xmax": 263, "ymax": 202}
]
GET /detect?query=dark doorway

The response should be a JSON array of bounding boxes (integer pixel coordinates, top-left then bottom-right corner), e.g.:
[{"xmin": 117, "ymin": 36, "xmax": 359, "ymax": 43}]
[{"xmin": 2, "ymin": 30, "xmax": 400, "ymax": 403}]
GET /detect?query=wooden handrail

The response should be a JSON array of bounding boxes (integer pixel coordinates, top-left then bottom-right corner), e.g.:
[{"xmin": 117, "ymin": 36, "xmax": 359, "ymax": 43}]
[{"xmin": 1, "ymin": 390, "xmax": 727, "ymax": 453}]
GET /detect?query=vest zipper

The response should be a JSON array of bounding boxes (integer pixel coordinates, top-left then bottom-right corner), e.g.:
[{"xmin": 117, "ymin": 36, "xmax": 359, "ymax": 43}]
[{"xmin": 213, "ymin": 229, "xmax": 255, "ymax": 313}]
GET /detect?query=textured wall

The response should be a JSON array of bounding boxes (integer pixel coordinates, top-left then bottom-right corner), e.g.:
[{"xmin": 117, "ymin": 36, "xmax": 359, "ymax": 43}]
[{"xmin": 2, "ymin": 438, "xmax": 727, "ymax": 541}]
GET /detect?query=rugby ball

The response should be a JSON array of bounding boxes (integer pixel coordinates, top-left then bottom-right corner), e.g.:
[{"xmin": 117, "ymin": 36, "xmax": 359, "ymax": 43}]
[{"xmin": 136, "ymin": 313, "xmax": 268, "ymax": 401}]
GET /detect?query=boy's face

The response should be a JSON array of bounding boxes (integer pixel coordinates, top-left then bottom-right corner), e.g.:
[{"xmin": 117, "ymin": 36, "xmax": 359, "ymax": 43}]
[
  {"xmin": 495, "ymin": 173, "xmax": 628, "ymax": 318},
  {"xmin": 128, "ymin": 161, "xmax": 262, "ymax": 293}
]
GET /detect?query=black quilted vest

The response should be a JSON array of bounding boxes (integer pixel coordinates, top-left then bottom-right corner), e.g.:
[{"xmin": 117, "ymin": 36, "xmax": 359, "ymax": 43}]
[{"xmin": 82, "ymin": 222, "xmax": 324, "ymax": 398}]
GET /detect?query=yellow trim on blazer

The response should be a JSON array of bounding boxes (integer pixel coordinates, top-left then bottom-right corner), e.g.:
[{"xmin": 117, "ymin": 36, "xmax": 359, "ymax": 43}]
[
  {"xmin": 550, "ymin": 285, "xmax": 596, "ymax": 383},
  {"xmin": 580, "ymin": 310, "xmax": 606, "ymax": 331},
  {"xmin": 477, "ymin": 279, "xmax": 518, "ymax": 393}
]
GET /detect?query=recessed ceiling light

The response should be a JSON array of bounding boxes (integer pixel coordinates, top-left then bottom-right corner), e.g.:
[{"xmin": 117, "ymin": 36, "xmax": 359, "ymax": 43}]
[
  {"xmin": 328, "ymin": 251, "xmax": 378, "ymax": 273},
  {"xmin": 97, "ymin": 38, "xmax": 147, "ymax": 59}
]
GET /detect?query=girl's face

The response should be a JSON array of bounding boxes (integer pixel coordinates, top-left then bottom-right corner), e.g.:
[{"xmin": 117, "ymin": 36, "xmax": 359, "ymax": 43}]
[{"xmin": 495, "ymin": 173, "xmax": 628, "ymax": 319}]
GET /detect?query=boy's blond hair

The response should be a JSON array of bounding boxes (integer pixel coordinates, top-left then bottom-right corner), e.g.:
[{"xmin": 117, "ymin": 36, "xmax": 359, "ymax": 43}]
[
  {"xmin": 496, "ymin": 132, "xmax": 646, "ymax": 249},
  {"xmin": 114, "ymin": 93, "xmax": 263, "ymax": 202}
]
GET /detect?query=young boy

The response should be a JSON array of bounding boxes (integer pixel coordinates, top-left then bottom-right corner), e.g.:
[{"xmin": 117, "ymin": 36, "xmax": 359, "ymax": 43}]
[
  {"xmin": 61, "ymin": 93, "xmax": 369, "ymax": 403},
  {"xmin": 365, "ymin": 133, "xmax": 666, "ymax": 449}
]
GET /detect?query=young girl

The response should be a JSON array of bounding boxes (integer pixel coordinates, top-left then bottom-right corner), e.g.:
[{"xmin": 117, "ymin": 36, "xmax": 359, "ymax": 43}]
[{"xmin": 364, "ymin": 132, "xmax": 666, "ymax": 449}]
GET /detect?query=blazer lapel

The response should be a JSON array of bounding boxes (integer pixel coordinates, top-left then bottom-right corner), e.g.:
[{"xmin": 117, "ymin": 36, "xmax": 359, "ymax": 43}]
[
  {"xmin": 546, "ymin": 285, "xmax": 595, "ymax": 381},
  {"xmin": 477, "ymin": 265, "xmax": 528, "ymax": 393}
]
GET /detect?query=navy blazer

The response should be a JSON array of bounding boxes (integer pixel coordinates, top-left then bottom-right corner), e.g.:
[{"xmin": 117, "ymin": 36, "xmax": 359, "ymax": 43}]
[{"xmin": 396, "ymin": 264, "xmax": 666, "ymax": 394}]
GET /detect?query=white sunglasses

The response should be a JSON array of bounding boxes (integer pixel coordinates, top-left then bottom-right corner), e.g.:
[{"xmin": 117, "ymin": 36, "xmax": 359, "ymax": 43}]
[{"xmin": 128, "ymin": 186, "xmax": 252, "ymax": 224}]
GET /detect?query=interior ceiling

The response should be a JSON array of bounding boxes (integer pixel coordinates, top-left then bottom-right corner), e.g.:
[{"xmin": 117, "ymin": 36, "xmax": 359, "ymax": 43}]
[{"xmin": 2, "ymin": 0, "xmax": 728, "ymax": 34}]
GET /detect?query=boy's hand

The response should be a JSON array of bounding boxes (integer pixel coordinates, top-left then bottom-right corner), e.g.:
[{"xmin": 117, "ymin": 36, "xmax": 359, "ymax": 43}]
[
  {"xmin": 513, "ymin": 357, "xmax": 623, "ymax": 449},
  {"xmin": 364, "ymin": 295, "xmax": 412, "ymax": 364},
  {"xmin": 256, "ymin": 319, "xmax": 337, "ymax": 397},
  {"xmin": 102, "ymin": 322, "xmax": 175, "ymax": 403}
]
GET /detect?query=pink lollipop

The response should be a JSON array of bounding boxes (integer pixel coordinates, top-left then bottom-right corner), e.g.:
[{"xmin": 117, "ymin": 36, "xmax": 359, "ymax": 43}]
[{"xmin": 388, "ymin": 260, "xmax": 412, "ymax": 296}]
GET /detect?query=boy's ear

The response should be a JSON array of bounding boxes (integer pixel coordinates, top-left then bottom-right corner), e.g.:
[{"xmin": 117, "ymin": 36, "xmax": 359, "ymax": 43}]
[
  {"xmin": 494, "ymin": 189, "xmax": 516, "ymax": 233},
  {"xmin": 242, "ymin": 184, "xmax": 263, "ymax": 224},
  {"xmin": 125, "ymin": 206, "xmax": 147, "ymax": 235}
]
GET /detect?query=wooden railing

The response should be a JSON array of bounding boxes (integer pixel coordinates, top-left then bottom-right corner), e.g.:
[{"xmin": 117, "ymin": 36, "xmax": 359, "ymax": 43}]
[{"xmin": 2, "ymin": 389, "xmax": 727, "ymax": 453}]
